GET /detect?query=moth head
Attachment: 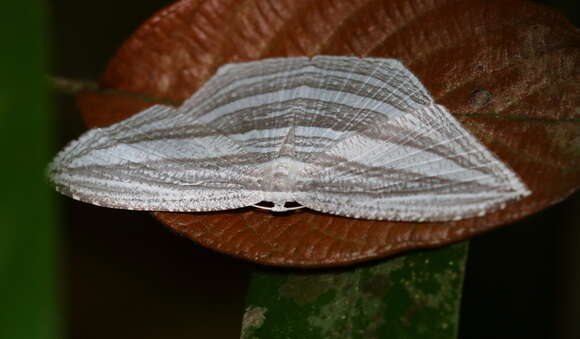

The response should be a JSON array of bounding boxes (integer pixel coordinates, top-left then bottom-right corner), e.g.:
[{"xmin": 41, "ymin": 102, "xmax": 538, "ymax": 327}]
[{"xmin": 253, "ymin": 201, "xmax": 305, "ymax": 213}]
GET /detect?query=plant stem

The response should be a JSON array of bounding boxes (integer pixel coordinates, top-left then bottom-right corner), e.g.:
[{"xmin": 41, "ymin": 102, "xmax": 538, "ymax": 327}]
[
  {"xmin": 242, "ymin": 242, "xmax": 469, "ymax": 339},
  {"xmin": 48, "ymin": 76, "xmax": 181, "ymax": 106}
]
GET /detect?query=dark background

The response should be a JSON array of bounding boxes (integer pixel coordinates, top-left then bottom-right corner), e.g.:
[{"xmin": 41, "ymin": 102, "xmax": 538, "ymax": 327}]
[{"xmin": 49, "ymin": 1, "xmax": 580, "ymax": 338}]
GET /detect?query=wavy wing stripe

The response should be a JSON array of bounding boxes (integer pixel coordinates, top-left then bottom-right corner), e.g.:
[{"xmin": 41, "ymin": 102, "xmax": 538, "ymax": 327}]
[
  {"xmin": 193, "ymin": 70, "xmax": 427, "ymax": 116},
  {"xmin": 186, "ymin": 59, "xmax": 430, "ymax": 122},
  {"xmin": 170, "ymin": 57, "xmax": 436, "ymax": 169},
  {"xmin": 51, "ymin": 156, "xmax": 264, "ymax": 211},
  {"xmin": 208, "ymin": 99, "xmax": 386, "ymax": 133},
  {"xmin": 299, "ymin": 103, "xmax": 530, "ymax": 220},
  {"xmin": 58, "ymin": 164, "xmax": 256, "ymax": 191},
  {"xmin": 195, "ymin": 86, "xmax": 405, "ymax": 123},
  {"xmin": 297, "ymin": 192, "xmax": 519, "ymax": 221},
  {"xmin": 187, "ymin": 56, "xmax": 430, "ymax": 111}
]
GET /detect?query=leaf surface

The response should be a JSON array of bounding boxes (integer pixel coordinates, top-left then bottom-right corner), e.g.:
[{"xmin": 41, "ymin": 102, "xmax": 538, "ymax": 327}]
[{"xmin": 77, "ymin": 0, "xmax": 580, "ymax": 267}]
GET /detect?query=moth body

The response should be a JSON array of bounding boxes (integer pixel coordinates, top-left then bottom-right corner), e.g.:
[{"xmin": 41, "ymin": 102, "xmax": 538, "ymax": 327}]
[
  {"xmin": 48, "ymin": 56, "xmax": 530, "ymax": 220},
  {"xmin": 258, "ymin": 157, "xmax": 306, "ymax": 212}
]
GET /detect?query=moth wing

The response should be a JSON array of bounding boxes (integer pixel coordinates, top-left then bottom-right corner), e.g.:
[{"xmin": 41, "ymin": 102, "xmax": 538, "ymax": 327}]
[
  {"xmin": 293, "ymin": 56, "xmax": 434, "ymax": 156},
  {"xmin": 296, "ymin": 104, "xmax": 530, "ymax": 221},
  {"xmin": 49, "ymin": 105, "xmax": 264, "ymax": 211}
]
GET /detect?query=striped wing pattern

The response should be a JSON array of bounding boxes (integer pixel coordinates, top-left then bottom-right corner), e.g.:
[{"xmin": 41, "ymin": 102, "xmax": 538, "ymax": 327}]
[
  {"xmin": 298, "ymin": 104, "xmax": 530, "ymax": 221},
  {"xmin": 49, "ymin": 56, "xmax": 530, "ymax": 220},
  {"xmin": 49, "ymin": 105, "xmax": 264, "ymax": 211}
]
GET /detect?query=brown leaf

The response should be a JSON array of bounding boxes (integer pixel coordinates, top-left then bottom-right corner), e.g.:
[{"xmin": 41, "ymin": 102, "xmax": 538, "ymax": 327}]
[{"xmin": 77, "ymin": 0, "xmax": 580, "ymax": 267}]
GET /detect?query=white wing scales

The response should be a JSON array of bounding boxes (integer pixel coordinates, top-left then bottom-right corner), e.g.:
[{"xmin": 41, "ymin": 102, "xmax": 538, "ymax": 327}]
[
  {"xmin": 49, "ymin": 105, "xmax": 264, "ymax": 211},
  {"xmin": 297, "ymin": 104, "xmax": 530, "ymax": 221},
  {"xmin": 49, "ymin": 56, "xmax": 530, "ymax": 220}
]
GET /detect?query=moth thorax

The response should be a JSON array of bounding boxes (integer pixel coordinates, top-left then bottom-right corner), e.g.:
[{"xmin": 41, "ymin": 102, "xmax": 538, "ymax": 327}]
[{"xmin": 264, "ymin": 157, "xmax": 302, "ymax": 193}]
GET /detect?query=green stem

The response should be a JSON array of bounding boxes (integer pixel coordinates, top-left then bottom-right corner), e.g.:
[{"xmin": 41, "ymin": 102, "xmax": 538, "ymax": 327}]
[
  {"xmin": 0, "ymin": 2, "xmax": 61, "ymax": 339},
  {"xmin": 242, "ymin": 242, "xmax": 469, "ymax": 339}
]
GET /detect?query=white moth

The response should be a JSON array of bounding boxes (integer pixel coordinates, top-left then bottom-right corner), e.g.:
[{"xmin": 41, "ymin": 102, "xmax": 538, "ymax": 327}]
[{"xmin": 49, "ymin": 56, "xmax": 530, "ymax": 221}]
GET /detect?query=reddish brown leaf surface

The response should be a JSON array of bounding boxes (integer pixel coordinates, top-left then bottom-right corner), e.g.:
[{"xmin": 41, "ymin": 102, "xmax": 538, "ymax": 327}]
[{"xmin": 77, "ymin": 0, "xmax": 580, "ymax": 267}]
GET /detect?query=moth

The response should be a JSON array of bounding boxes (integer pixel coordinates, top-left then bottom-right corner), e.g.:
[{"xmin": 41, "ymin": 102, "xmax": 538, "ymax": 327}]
[{"xmin": 49, "ymin": 56, "xmax": 530, "ymax": 221}]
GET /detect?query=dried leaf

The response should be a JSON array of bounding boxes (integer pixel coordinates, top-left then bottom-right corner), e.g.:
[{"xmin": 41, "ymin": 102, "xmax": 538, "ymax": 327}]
[{"xmin": 77, "ymin": 0, "xmax": 580, "ymax": 267}]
